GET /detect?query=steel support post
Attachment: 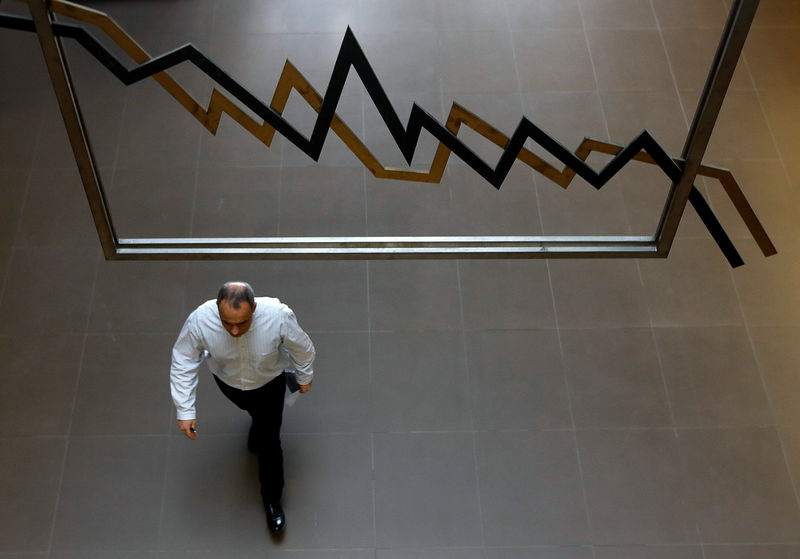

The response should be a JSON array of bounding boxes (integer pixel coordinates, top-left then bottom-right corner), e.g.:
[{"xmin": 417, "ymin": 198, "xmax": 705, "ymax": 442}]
[
  {"xmin": 656, "ymin": 0, "xmax": 760, "ymax": 255},
  {"xmin": 27, "ymin": 0, "xmax": 117, "ymax": 259}
]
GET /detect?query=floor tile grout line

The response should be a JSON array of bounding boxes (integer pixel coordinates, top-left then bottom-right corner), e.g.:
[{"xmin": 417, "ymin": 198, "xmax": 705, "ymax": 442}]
[
  {"xmin": 455, "ymin": 259, "xmax": 486, "ymax": 548},
  {"xmin": 43, "ymin": 249, "xmax": 101, "ymax": 556}
]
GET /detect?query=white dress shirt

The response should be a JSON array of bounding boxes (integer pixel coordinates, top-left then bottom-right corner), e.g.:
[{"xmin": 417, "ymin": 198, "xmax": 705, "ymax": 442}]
[{"xmin": 170, "ymin": 297, "xmax": 315, "ymax": 420}]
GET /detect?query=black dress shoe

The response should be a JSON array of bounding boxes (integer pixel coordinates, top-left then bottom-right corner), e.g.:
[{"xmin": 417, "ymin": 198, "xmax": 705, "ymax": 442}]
[{"xmin": 266, "ymin": 502, "xmax": 285, "ymax": 534}]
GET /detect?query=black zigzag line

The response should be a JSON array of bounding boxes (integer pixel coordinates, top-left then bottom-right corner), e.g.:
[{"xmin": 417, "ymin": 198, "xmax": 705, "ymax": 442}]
[{"xmin": 0, "ymin": 14, "xmax": 742, "ymax": 266}]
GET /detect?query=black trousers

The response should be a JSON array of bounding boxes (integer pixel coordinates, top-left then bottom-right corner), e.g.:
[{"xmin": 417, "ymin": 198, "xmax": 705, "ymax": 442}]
[{"xmin": 213, "ymin": 372, "xmax": 286, "ymax": 505}]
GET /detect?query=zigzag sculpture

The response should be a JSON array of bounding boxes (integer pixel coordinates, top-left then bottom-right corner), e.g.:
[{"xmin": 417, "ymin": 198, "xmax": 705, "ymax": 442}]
[{"xmin": 0, "ymin": 0, "xmax": 776, "ymax": 267}]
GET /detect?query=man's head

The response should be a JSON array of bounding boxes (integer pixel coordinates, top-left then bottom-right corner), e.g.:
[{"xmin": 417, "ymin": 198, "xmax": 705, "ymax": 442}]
[{"xmin": 216, "ymin": 281, "xmax": 257, "ymax": 337}]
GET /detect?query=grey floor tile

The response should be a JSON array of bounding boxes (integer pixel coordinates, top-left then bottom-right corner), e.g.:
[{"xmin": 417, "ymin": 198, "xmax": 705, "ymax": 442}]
[
  {"xmin": 366, "ymin": 175, "xmax": 452, "ymax": 236},
  {"xmin": 115, "ymin": 82, "xmax": 203, "ymax": 171},
  {"xmin": 438, "ymin": 30, "xmax": 519, "ymax": 94},
  {"xmin": 192, "ymin": 167, "xmax": 281, "ymax": 238},
  {"xmin": 0, "ymin": 437, "xmax": 65, "ymax": 552},
  {"xmin": 108, "ymin": 167, "xmax": 196, "ymax": 238},
  {"xmin": 612, "ymin": 161, "xmax": 674, "ymax": 236},
  {"xmin": 535, "ymin": 169, "xmax": 632, "ymax": 236},
  {"xmin": 677, "ymin": 427, "xmax": 800, "ymax": 543},
  {"xmin": 158, "ymin": 434, "xmax": 269, "ymax": 550},
  {"xmin": 653, "ymin": 326, "xmax": 771, "ymax": 427},
  {"xmin": 706, "ymin": 159, "xmax": 800, "ymax": 243},
  {"xmin": 15, "ymin": 168, "xmax": 98, "ymax": 249},
  {"xmin": 476, "ymin": 430, "xmax": 589, "ymax": 545},
  {"xmin": 198, "ymin": 119, "xmax": 284, "ymax": 170},
  {"xmin": 280, "ymin": 433, "xmax": 374, "ymax": 548},
  {"xmin": 447, "ymin": 155, "xmax": 542, "ymax": 236},
  {"xmin": 203, "ymin": 32, "xmax": 293, "ymax": 103},
  {"xmin": 378, "ymin": 549, "xmax": 484, "ymax": 559},
  {"xmin": 0, "ymin": 335, "xmax": 82, "ymax": 436},
  {"xmin": 71, "ymin": 334, "xmax": 175, "ymax": 436},
  {"xmin": 279, "ymin": 166, "xmax": 366, "ymax": 236},
  {"xmin": 579, "ymin": 0, "xmax": 657, "ymax": 29},
  {"xmin": 283, "ymin": 332, "xmax": 371, "ymax": 433},
  {"xmin": 639, "ymin": 239, "xmax": 744, "ymax": 327},
  {"xmin": 650, "ymin": 0, "xmax": 728, "ymax": 28},
  {"xmin": 683, "ymin": 89, "xmax": 779, "ymax": 162},
  {"xmin": 159, "ymin": 552, "xmax": 373, "ymax": 559},
  {"xmin": 504, "ymin": 0, "xmax": 583, "ymax": 30},
  {"xmin": 0, "ymin": 168, "xmax": 27, "ymax": 246},
  {"xmin": 435, "ymin": 0, "xmax": 509, "ymax": 31},
  {"xmin": 361, "ymin": 0, "xmax": 438, "ymax": 33},
  {"xmin": 484, "ymin": 547, "xmax": 593, "ymax": 559},
  {"xmin": 0, "ymin": 249, "xmax": 9, "ymax": 295},
  {"xmin": 600, "ymin": 89, "xmax": 688, "ymax": 157},
  {"xmin": 0, "ymin": 247, "xmax": 98, "ymax": 336},
  {"xmin": 90, "ymin": 0, "xmax": 214, "ymax": 55},
  {"xmin": 514, "ymin": 29, "xmax": 595, "ymax": 93},
  {"xmin": 587, "ymin": 29, "xmax": 673, "ymax": 91},
  {"xmin": 369, "ymin": 260, "xmax": 461, "ymax": 331},
  {"xmin": 578, "ymin": 429, "xmax": 697, "ymax": 544},
  {"xmin": 745, "ymin": 28, "xmax": 800, "ymax": 89},
  {"xmin": 779, "ymin": 425, "xmax": 800, "ymax": 499},
  {"xmin": 783, "ymin": 158, "xmax": 800, "ymax": 190},
  {"xmin": 273, "ymin": 260, "xmax": 369, "ymax": 332},
  {"xmin": 561, "ymin": 328, "xmax": 671, "ymax": 428},
  {"xmin": 550, "ymin": 260, "xmax": 650, "ymax": 329},
  {"xmin": 662, "ymin": 28, "xmax": 753, "ymax": 92},
  {"xmin": 88, "ymin": 261, "xmax": 188, "ymax": 333},
  {"xmin": 593, "ymin": 546, "xmax": 703, "ymax": 559},
  {"xmin": 52, "ymin": 436, "xmax": 168, "ymax": 552},
  {"xmin": 759, "ymin": 88, "xmax": 800, "ymax": 162},
  {"xmin": 216, "ymin": 0, "xmax": 361, "ymax": 35},
  {"xmin": 733, "ymin": 240, "xmax": 800, "ymax": 326},
  {"xmin": 358, "ymin": 34, "xmax": 442, "ymax": 97},
  {"xmin": 374, "ymin": 432, "xmax": 482, "ymax": 548},
  {"xmin": 34, "ymin": 60, "xmax": 127, "ymax": 170},
  {"xmin": 0, "ymin": 75, "xmax": 44, "ymax": 170},
  {"xmin": 703, "ymin": 544, "xmax": 800, "ymax": 559},
  {"xmin": 459, "ymin": 259, "xmax": 556, "ymax": 330},
  {"xmin": 750, "ymin": 326, "xmax": 800, "ymax": 426},
  {"xmin": 52, "ymin": 552, "xmax": 158, "ymax": 559},
  {"xmin": 465, "ymin": 330, "xmax": 571, "ymax": 430},
  {"xmin": 371, "ymin": 330, "xmax": 470, "ymax": 432}
]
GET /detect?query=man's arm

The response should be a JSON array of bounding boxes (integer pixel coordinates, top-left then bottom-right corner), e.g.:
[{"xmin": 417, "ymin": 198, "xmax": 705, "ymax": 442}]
[
  {"xmin": 280, "ymin": 307, "xmax": 315, "ymax": 392},
  {"xmin": 170, "ymin": 314, "xmax": 204, "ymax": 439}
]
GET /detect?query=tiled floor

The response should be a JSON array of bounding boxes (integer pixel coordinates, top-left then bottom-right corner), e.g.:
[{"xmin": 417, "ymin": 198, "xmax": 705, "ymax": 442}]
[{"xmin": 1, "ymin": 0, "xmax": 800, "ymax": 557}]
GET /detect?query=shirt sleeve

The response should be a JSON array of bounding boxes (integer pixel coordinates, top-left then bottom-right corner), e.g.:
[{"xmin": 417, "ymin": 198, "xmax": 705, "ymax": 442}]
[
  {"xmin": 280, "ymin": 307, "xmax": 315, "ymax": 385},
  {"xmin": 170, "ymin": 312, "xmax": 205, "ymax": 420}
]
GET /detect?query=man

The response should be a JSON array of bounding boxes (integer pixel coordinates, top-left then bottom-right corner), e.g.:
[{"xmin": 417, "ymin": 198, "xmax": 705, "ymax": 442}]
[{"xmin": 170, "ymin": 281, "xmax": 315, "ymax": 534}]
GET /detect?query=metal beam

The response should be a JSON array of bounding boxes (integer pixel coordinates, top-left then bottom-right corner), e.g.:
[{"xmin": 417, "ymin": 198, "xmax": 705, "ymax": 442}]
[
  {"xmin": 655, "ymin": 0, "xmax": 760, "ymax": 255},
  {"xmin": 27, "ymin": 0, "xmax": 117, "ymax": 259}
]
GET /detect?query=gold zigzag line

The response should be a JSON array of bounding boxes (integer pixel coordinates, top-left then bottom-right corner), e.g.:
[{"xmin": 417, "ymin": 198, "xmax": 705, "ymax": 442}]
[{"xmin": 38, "ymin": 0, "xmax": 774, "ymax": 255}]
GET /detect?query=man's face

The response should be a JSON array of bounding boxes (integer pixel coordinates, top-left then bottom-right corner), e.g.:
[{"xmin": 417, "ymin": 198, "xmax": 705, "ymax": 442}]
[{"xmin": 217, "ymin": 300, "xmax": 256, "ymax": 337}]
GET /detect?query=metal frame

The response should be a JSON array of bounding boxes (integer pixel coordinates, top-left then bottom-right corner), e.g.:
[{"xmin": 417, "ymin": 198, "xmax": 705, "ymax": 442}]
[{"xmin": 17, "ymin": 0, "xmax": 763, "ymax": 264}]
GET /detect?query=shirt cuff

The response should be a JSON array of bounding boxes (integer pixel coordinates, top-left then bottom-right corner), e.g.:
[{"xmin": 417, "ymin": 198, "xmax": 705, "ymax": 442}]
[{"xmin": 176, "ymin": 410, "xmax": 196, "ymax": 421}]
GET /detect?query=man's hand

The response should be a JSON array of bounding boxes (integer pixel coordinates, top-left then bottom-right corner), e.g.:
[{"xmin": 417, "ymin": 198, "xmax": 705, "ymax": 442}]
[
  {"xmin": 178, "ymin": 419, "xmax": 197, "ymax": 440},
  {"xmin": 299, "ymin": 381, "xmax": 312, "ymax": 394}
]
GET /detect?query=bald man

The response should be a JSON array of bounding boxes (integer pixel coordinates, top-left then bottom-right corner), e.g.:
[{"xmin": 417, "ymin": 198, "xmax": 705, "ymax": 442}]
[{"xmin": 170, "ymin": 282, "xmax": 315, "ymax": 535}]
